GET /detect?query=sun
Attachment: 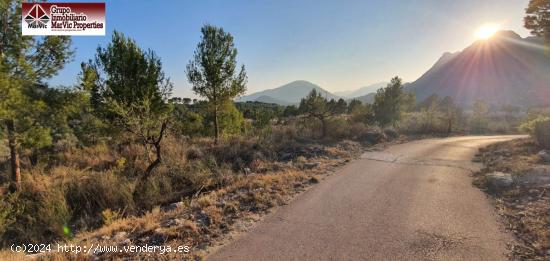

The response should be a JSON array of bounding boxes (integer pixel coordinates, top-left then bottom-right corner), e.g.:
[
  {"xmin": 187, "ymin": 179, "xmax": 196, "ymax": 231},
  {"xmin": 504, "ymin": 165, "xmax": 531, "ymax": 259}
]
[{"xmin": 474, "ymin": 23, "xmax": 501, "ymax": 40}]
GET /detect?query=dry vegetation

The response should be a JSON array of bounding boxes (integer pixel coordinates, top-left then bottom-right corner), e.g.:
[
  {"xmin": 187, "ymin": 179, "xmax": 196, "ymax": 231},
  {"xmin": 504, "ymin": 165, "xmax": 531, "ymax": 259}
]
[
  {"xmin": 1, "ymin": 117, "xmax": 401, "ymax": 260},
  {"xmin": 473, "ymin": 138, "xmax": 550, "ymax": 260}
]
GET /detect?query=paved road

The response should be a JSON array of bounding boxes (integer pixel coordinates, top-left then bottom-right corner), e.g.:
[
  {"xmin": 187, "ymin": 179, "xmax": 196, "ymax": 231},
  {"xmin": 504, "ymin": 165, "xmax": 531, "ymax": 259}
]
[{"xmin": 208, "ymin": 136, "xmax": 525, "ymax": 261}]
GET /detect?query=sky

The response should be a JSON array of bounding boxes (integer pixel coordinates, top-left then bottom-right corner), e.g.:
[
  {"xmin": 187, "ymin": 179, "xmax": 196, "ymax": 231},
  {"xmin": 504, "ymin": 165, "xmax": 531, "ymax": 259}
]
[{"xmin": 47, "ymin": 0, "xmax": 531, "ymax": 98}]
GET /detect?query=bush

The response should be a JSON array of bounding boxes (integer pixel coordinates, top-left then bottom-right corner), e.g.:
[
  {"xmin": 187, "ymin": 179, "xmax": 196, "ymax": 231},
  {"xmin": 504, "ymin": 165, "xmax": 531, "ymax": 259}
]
[
  {"xmin": 64, "ymin": 171, "xmax": 135, "ymax": 230},
  {"xmin": 1, "ymin": 176, "xmax": 71, "ymax": 246},
  {"xmin": 534, "ymin": 119, "xmax": 550, "ymax": 149},
  {"xmin": 519, "ymin": 116, "xmax": 550, "ymax": 149}
]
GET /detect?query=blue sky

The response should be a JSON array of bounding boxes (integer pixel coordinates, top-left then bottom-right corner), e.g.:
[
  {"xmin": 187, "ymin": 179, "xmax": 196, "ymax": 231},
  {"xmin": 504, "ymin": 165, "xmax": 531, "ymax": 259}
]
[{"xmin": 48, "ymin": 0, "xmax": 530, "ymax": 97}]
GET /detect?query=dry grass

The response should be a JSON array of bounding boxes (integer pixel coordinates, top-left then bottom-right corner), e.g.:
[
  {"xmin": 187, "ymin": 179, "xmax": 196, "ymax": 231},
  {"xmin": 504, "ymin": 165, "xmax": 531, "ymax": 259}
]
[
  {"xmin": 33, "ymin": 140, "xmax": 360, "ymax": 260},
  {"xmin": 473, "ymin": 138, "xmax": 549, "ymax": 260}
]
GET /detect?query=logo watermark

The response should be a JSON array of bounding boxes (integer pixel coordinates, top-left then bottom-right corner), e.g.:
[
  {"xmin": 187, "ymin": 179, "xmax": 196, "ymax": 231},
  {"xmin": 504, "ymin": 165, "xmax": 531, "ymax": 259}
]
[{"xmin": 22, "ymin": 2, "xmax": 105, "ymax": 35}]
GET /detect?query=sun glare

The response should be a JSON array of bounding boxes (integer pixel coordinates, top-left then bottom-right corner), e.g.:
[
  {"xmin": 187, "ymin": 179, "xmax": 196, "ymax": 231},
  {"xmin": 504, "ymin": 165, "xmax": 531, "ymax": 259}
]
[{"xmin": 474, "ymin": 23, "xmax": 501, "ymax": 40}]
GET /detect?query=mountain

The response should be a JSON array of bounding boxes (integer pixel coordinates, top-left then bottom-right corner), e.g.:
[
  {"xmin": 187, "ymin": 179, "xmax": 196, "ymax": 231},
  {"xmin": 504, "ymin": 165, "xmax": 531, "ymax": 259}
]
[
  {"xmin": 351, "ymin": 93, "xmax": 376, "ymax": 104},
  {"xmin": 253, "ymin": 95, "xmax": 291, "ymax": 105},
  {"xmin": 334, "ymin": 82, "xmax": 388, "ymax": 98},
  {"xmin": 407, "ymin": 31, "xmax": 550, "ymax": 107},
  {"xmin": 238, "ymin": 80, "xmax": 341, "ymax": 105}
]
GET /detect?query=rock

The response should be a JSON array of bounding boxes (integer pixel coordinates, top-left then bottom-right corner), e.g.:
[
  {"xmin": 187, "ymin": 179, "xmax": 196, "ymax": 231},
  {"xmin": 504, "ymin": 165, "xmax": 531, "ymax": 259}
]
[
  {"xmin": 515, "ymin": 166, "xmax": 550, "ymax": 186},
  {"xmin": 303, "ymin": 162, "xmax": 321, "ymax": 169},
  {"xmin": 243, "ymin": 167, "xmax": 252, "ymax": 175},
  {"xmin": 161, "ymin": 218, "xmax": 183, "ymax": 227},
  {"xmin": 120, "ymin": 239, "xmax": 131, "ymax": 246},
  {"xmin": 486, "ymin": 172, "xmax": 513, "ymax": 191},
  {"xmin": 538, "ymin": 150, "xmax": 550, "ymax": 163},
  {"xmin": 161, "ymin": 201, "xmax": 184, "ymax": 212}
]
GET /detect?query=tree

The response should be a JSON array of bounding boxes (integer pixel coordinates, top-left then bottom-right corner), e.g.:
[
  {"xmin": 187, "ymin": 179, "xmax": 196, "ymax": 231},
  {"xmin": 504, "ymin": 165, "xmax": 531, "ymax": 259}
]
[
  {"xmin": 373, "ymin": 77, "xmax": 404, "ymax": 127},
  {"xmin": 347, "ymin": 99, "xmax": 363, "ymax": 114},
  {"xmin": 0, "ymin": 0, "xmax": 73, "ymax": 189},
  {"xmin": 350, "ymin": 103, "xmax": 375, "ymax": 125},
  {"xmin": 470, "ymin": 100, "xmax": 490, "ymax": 134},
  {"xmin": 283, "ymin": 105, "xmax": 299, "ymax": 117},
  {"xmin": 186, "ymin": 24, "xmax": 247, "ymax": 143},
  {"xmin": 299, "ymin": 89, "xmax": 333, "ymax": 138},
  {"xmin": 82, "ymin": 31, "xmax": 172, "ymax": 177},
  {"xmin": 439, "ymin": 96, "xmax": 457, "ymax": 135},
  {"xmin": 333, "ymin": 98, "xmax": 348, "ymax": 114},
  {"xmin": 401, "ymin": 92, "xmax": 416, "ymax": 112},
  {"xmin": 524, "ymin": 0, "xmax": 550, "ymax": 50}
]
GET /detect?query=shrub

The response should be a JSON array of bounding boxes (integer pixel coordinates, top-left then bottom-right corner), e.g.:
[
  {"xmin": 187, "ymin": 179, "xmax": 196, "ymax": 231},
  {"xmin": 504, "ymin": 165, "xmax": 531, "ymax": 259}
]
[
  {"xmin": 1, "ymin": 176, "xmax": 71, "ymax": 245},
  {"xmin": 64, "ymin": 171, "xmax": 135, "ymax": 230},
  {"xmin": 534, "ymin": 118, "xmax": 550, "ymax": 149},
  {"xmin": 384, "ymin": 128, "xmax": 399, "ymax": 139}
]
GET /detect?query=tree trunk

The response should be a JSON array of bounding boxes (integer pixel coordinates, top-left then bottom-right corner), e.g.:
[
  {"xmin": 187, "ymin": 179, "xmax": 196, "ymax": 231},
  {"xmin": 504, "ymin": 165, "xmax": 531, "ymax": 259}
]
[
  {"xmin": 144, "ymin": 122, "xmax": 167, "ymax": 177},
  {"xmin": 5, "ymin": 119, "xmax": 21, "ymax": 191},
  {"xmin": 447, "ymin": 118, "xmax": 452, "ymax": 136},
  {"xmin": 145, "ymin": 141, "xmax": 161, "ymax": 176},
  {"xmin": 214, "ymin": 105, "xmax": 220, "ymax": 143},
  {"xmin": 320, "ymin": 117, "xmax": 327, "ymax": 138}
]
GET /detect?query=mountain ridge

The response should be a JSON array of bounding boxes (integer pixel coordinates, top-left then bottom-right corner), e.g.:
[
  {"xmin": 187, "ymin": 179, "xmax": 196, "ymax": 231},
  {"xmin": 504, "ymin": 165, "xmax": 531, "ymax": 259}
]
[{"xmin": 407, "ymin": 30, "xmax": 550, "ymax": 107}]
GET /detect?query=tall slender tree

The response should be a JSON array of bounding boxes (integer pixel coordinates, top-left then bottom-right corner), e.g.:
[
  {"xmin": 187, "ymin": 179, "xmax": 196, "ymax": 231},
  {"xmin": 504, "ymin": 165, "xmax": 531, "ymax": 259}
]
[
  {"xmin": 0, "ymin": 0, "xmax": 73, "ymax": 190},
  {"xmin": 186, "ymin": 24, "xmax": 247, "ymax": 143}
]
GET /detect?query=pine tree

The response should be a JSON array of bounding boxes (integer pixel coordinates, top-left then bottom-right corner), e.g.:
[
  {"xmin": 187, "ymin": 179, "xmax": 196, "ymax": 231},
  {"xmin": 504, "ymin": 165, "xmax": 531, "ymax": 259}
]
[
  {"xmin": 0, "ymin": 0, "xmax": 73, "ymax": 190},
  {"xmin": 186, "ymin": 24, "xmax": 247, "ymax": 143}
]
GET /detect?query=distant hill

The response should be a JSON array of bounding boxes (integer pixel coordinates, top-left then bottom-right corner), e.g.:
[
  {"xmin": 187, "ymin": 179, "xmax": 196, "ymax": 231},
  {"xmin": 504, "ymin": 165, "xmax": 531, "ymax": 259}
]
[
  {"xmin": 335, "ymin": 82, "xmax": 388, "ymax": 98},
  {"xmin": 407, "ymin": 31, "xmax": 550, "ymax": 107},
  {"xmin": 350, "ymin": 93, "xmax": 376, "ymax": 104},
  {"xmin": 254, "ymin": 95, "xmax": 292, "ymax": 105},
  {"xmin": 238, "ymin": 80, "xmax": 341, "ymax": 105}
]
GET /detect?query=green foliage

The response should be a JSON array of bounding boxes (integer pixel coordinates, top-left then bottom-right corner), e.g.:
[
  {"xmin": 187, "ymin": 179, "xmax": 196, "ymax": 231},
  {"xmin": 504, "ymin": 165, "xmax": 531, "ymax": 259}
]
[
  {"xmin": 331, "ymin": 98, "xmax": 348, "ymax": 115},
  {"xmin": 350, "ymin": 103, "xmax": 375, "ymax": 125},
  {"xmin": 347, "ymin": 99, "xmax": 363, "ymax": 114},
  {"xmin": 217, "ymin": 102, "xmax": 245, "ymax": 136},
  {"xmin": 171, "ymin": 103, "xmax": 204, "ymax": 137},
  {"xmin": 373, "ymin": 77, "xmax": 405, "ymax": 127},
  {"xmin": 83, "ymin": 31, "xmax": 172, "ymax": 124},
  {"xmin": 0, "ymin": 0, "xmax": 73, "ymax": 183},
  {"xmin": 235, "ymin": 101, "xmax": 284, "ymax": 129},
  {"xmin": 186, "ymin": 24, "xmax": 247, "ymax": 141},
  {"xmin": 0, "ymin": 193, "xmax": 16, "ymax": 238},
  {"xmin": 524, "ymin": 0, "xmax": 550, "ymax": 48},
  {"xmin": 82, "ymin": 31, "xmax": 172, "ymax": 175},
  {"xmin": 1, "ymin": 178, "xmax": 71, "ymax": 245},
  {"xmin": 519, "ymin": 113, "xmax": 550, "ymax": 148},
  {"xmin": 470, "ymin": 100, "xmax": 490, "ymax": 134},
  {"xmin": 283, "ymin": 105, "xmax": 299, "ymax": 117},
  {"xmin": 534, "ymin": 118, "xmax": 550, "ymax": 149},
  {"xmin": 298, "ymin": 89, "xmax": 334, "ymax": 138}
]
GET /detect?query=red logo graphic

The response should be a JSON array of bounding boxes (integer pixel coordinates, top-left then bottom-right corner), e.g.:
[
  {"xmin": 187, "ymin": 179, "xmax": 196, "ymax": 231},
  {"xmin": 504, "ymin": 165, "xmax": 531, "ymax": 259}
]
[{"xmin": 24, "ymin": 4, "xmax": 50, "ymax": 28}]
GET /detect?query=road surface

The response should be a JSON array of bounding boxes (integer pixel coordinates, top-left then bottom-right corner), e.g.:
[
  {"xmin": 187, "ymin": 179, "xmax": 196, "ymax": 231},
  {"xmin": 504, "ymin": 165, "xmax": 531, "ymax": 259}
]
[{"xmin": 208, "ymin": 136, "xmax": 525, "ymax": 261}]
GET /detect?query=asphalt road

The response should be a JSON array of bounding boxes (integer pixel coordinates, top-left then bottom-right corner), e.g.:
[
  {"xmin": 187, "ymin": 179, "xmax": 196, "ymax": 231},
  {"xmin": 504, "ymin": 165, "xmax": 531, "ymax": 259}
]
[{"xmin": 208, "ymin": 136, "xmax": 525, "ymax": 261}]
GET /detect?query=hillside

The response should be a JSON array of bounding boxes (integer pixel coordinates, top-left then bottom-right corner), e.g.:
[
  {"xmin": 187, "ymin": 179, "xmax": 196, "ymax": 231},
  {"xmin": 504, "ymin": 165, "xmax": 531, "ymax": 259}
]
[
  {"xmin": 407, "ymin": 31, "xmax": 550, "ymax": 107},
  {"xmin": 238, "ymin": 80, "xmax": 341, "ymax": 105}
]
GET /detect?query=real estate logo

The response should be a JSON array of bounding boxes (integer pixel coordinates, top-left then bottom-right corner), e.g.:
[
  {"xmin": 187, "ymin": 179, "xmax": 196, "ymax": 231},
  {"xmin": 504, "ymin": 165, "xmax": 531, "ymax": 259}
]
[
  {"xmin": 22, "ymin": 2, "xmax": 105, "ymax": 36},
  {"xmin": 24, "ymin": 4, "xmax": 50, "ymax": 28}
]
